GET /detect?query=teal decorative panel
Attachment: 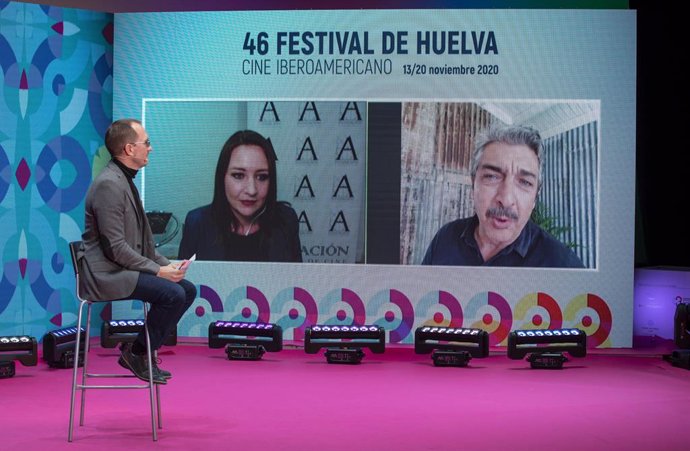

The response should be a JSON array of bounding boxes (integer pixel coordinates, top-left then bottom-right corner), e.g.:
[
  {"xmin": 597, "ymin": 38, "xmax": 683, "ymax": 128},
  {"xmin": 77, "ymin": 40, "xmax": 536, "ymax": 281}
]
[{"xmin": 0, "ymin": 1, "xmax": 113, "ymax": 337}]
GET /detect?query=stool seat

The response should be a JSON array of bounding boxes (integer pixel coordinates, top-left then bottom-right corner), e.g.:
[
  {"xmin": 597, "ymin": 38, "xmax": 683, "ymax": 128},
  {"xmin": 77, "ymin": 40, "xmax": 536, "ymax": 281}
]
[{"xmin": 67, "ymin": 240, "xmax": 162, "ymax": 442}]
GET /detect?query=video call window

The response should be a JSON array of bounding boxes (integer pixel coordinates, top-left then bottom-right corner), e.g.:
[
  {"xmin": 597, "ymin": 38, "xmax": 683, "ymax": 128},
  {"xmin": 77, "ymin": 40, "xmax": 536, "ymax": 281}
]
[
  {"xmin": 142, "ymin": 99, "xmax": 597, "ymax": 269},
  {"xmin": 142, "ymin": 100, "xmax": 366, "ymax": 264},
  {"xmin": 367, "ymin": 100, "xmax": 599, "ymax": 269}
]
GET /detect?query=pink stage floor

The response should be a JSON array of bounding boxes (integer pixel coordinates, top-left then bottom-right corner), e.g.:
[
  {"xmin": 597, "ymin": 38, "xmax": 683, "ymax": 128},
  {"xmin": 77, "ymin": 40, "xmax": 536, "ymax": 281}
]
[{"xmin": 3, "ymin": 342, "xmax": 690, "ymax": 451}]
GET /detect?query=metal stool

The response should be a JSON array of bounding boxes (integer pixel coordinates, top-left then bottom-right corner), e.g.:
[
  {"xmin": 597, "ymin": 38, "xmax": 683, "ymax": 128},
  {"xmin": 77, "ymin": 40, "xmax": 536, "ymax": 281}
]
[{"xmin": 67, "ymin": 240, "xmax": 162, "ymax": 441}]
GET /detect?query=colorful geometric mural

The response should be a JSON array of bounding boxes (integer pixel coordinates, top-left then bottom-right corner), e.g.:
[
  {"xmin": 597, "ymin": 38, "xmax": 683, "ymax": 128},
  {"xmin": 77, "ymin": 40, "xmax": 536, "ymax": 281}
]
[{"xmin": 0, "ymin": 1, "xmax": 112, "ymax": 338}]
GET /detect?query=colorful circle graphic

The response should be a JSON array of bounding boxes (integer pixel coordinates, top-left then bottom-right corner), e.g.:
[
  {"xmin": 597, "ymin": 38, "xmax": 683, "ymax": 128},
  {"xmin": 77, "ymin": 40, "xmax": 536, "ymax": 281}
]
[
  {"xmin": 193, "ymin": 284, "xmax": 224, "ymax": 317},
  {"xmin": 320, "ymin": 288, "xmax": 366, "ymax": 325},
  {"xmin": 565, "ymin": 293, "xmax": 612, "ymax": 347},
  {"xmin": 368, "ymin": 289, "xmax": 415, "ymax": 343},
  {"xmin": 513, "ymin": 292, "xmax": 563, "ymax": 330},
  {"xmin": 416, "ymin": 290, "xmax": 463, "ymax": 328},
  {"xmin": 272, "ymin": 287, "xmax": 318, "ymax": 340},
  {"xmin": 464, "ymin": 291, "xmax": 513, "ymax": 346},
  {"xmin": 225, "ymin": 286, "xmax": 270, "ymax": 323},
  {"xmin": 35, "ymin": 135, "xmax": 91, "ymax": 212}
]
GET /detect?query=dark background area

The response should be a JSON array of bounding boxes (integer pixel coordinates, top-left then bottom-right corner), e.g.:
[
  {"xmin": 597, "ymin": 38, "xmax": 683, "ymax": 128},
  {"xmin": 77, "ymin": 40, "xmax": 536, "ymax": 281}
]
[
  {"xmin": 367, "ymin": 103, "xmax": 402, "ymax": 264},
  {"xmin": 632, "ymin": 1, "xmax": 688, "ymax": 267}
]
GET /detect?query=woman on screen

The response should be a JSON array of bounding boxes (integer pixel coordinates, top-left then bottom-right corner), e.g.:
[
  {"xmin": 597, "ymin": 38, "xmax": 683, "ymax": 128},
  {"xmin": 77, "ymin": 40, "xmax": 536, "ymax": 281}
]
[{"xmin": 178, "ymin": 130, "xmax": 302, "ymax": 262}]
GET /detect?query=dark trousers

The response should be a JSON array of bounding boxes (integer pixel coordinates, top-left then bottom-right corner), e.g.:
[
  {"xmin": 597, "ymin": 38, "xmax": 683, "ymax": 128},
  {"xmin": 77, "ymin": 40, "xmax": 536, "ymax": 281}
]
[{"xmin": 129, "ymin": 273, "xmax": 196, "ymax": 351}]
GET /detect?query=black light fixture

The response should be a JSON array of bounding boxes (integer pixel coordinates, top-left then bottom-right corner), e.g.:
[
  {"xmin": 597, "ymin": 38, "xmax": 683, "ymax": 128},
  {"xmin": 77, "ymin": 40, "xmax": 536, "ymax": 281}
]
[
  {"xmin": 42, "ymin": 327, "xmax": 86, "ymax": 368},
  {"xmin": 507, "ymin": 328, "xmax": 587, "ymax": 369},
  {"xmin": 663, "ymin": 349, "xmax": 690, "ymax": 370},
  {"xmin": 145, "ymin": 211, "xmax": 172, "ymax": 234},
  {"xmin": 663, "ymin": 301, "xmax": 690, "ymax": 370},
  {"xmin": 0, "ymin": 335, "xmax": 38, "ymax": 378},
  {"xmin": 304, "ymin": 325, "xmax": 385, "ymax": 364},
  {"xmin": 101, "ymin": 319, "xmax": 177, "ymax": 348},
  {"xmin": 208, "ymin": 321, "xmax": 283, "ymax": 360},
  {"xmin": 414, "ymin": 326, "xmax": 489, "ymax": 367},
  {"xmin": 146, "ymin": 211, "xmax": 179, "ymax": 248}
]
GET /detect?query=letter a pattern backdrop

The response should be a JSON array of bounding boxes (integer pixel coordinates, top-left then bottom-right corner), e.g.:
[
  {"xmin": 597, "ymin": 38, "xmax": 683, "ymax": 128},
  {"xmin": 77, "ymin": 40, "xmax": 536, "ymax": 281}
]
[{"xmin": 248, "ymin": 101, "xmax": 366, "ymax": 264}]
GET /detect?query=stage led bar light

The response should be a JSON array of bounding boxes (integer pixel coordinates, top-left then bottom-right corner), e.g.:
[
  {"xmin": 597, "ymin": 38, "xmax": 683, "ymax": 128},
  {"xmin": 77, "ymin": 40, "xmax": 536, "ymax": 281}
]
[
  {"xmin": 414, "ymin": 326, "xmax": 489, "ymax": 357},
  {"xmin": 42, "ymin": 327, "xmax": 86, "ymax": 368},
  {"xmin": 0, "ymin": 335, "xmax": 38, "ymax": 378},
  {"xmin": 208, "ymin": 321, "xmax": 283, "ymax": 360},
  {"xmin": 507, "ymin": 328, "xmax": 587, "ymax": 369},
  {"xmin": 304, "ymin": 325, "xmax": 385, "ymax": 360},
  {"xmin": 101, "ymin": 319, "xmax": 177, "ymax": 348}
]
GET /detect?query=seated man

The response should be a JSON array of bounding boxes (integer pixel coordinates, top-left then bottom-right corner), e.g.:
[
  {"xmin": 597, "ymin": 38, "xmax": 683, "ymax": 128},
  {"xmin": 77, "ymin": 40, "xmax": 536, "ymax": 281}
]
[
  {"xmin": 422, "ymin": 124, "xmax": 584, "ymax": 268},
  {"xmin": 78, "ymin": 118, "xmax": 196, "ymax": 383}
]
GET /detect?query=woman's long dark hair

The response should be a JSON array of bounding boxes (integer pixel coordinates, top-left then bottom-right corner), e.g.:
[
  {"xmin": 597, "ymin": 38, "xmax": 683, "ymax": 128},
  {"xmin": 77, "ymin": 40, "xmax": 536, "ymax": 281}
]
[{"xmin": 210, "ymin": 130, "xmax": 280, "ymax": 242}]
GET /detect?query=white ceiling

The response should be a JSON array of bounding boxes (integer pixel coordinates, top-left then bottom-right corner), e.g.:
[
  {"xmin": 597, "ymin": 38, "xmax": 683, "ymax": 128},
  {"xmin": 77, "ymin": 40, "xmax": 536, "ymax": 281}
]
[{"xmin": 479, "ymin": 101, "xmax": 600, "ymax": 139}]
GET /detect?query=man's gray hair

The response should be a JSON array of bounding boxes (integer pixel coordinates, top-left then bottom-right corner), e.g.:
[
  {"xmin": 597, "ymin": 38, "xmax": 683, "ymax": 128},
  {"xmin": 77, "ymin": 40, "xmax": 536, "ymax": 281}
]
[{"xmin": 470, "ymin": 124, "xmax": 543, "ymax": 188}]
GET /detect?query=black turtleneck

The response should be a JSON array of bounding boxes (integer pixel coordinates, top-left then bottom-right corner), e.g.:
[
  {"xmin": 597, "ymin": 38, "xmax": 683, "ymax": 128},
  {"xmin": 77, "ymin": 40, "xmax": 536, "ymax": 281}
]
[
  {"xmin": 112, "ymin": 156, "xmax": 138, "ymax": 180},
  {"xmin": 112, "ymin": 158, "xmax": 147, "ymax": 247}
]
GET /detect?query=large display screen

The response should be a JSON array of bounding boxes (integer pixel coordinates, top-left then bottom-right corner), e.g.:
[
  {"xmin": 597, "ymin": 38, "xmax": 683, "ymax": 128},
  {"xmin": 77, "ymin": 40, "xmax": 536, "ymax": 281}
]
[{"xmin": 113, "ymin": 9, "xmax": 636, "ymax": 346}]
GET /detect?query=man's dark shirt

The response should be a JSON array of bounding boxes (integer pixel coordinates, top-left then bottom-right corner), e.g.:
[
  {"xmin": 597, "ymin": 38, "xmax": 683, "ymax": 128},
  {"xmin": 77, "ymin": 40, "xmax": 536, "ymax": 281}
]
[{"xmin": 421, "ymin": 215, "xmax": 585, "ymax": 268}]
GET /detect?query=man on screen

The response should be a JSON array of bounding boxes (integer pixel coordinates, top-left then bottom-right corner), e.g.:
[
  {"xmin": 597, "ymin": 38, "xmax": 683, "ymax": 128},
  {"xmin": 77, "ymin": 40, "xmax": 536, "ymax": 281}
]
[{"xmin": 421, "ymin": 124, "xmax": 584, "ymax": 268}]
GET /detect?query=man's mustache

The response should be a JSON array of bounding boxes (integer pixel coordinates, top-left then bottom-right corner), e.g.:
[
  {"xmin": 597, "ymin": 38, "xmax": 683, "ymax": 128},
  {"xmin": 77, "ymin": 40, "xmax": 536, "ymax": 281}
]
[{"xmin": 486, "ymin": 206, "xmax": 518, "ymax": 220}]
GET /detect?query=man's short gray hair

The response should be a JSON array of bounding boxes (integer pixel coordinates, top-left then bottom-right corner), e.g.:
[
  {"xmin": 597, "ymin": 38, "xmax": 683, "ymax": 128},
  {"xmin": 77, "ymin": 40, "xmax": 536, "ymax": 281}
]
[{"xmin": 470, "ymin": 124, "xmax": 543, "ymax": 188}]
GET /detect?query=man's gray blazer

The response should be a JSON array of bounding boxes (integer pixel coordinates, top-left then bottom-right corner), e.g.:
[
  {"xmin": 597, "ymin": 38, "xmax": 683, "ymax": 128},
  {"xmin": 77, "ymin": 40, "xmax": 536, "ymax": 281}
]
[{"xmin": 76, "ymin": 160, "xmax": 169, "ymax": 301}]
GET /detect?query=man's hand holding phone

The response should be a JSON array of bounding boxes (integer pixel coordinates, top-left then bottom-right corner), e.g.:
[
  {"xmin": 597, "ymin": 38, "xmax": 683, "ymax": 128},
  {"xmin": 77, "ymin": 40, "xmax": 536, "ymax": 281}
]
[{"xmin": 178, "ymin": 253, "xmax": 196, "ymax": 271}]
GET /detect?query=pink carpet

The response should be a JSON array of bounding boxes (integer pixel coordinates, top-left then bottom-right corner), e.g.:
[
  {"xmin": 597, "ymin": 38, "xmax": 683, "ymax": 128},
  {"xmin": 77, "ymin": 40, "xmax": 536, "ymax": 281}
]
[{"xmin": 3, "ymin": 342, "xmax": 690, "ymax": 450}]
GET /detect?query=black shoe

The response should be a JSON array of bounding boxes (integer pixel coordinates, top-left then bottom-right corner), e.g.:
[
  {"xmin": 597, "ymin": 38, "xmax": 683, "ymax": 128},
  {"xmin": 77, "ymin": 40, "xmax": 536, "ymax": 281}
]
[
  {"xmin": 119, "ymin": 343, "xmax": 166, "ymax": 385},
  {"xmin": 117, "ymin": 342, "xmax": 131, "ymax": 373},
  {"xmin": 117, "ymin": 355, "xmax": 171, "ymax": 380},
  {"xmin": 118, "ymin": 356, "xmax": 171, "ymax": 380},
  {"xmin": 152, "ymin": 358, "xmax": 172, "ymax": 380}
]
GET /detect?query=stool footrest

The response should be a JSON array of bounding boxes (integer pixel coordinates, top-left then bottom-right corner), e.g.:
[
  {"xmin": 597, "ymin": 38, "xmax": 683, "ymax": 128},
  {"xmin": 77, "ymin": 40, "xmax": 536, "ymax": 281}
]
[
  {"xmin": 78, "ymin": 384, "xmax": 151, "ymax": 389},
  {"xmin": 86, "ymin": 372, "xmax": 140, "ymax": 378}
]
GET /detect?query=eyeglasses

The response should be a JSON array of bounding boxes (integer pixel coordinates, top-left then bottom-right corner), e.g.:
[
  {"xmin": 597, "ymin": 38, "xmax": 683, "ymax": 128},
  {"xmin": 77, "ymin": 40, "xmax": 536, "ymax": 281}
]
[{"xmin": 129, "ymin": 139, "xmax": 151, "ymax": 147}]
